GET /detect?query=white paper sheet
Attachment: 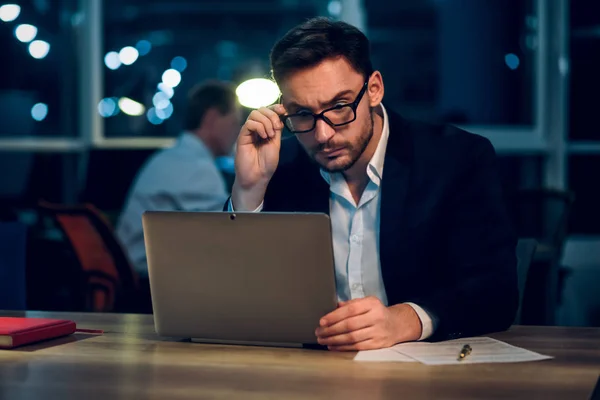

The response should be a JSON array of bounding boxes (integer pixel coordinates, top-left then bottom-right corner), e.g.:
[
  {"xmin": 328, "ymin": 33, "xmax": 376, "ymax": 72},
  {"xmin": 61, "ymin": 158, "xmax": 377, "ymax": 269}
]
[
  {"xmin": 353, "ymin": 347, "xmax": 416, "ymax": 362},
  {"xmin": 390, "ymin": 336, "xmax": 553, "ymax": 365}
]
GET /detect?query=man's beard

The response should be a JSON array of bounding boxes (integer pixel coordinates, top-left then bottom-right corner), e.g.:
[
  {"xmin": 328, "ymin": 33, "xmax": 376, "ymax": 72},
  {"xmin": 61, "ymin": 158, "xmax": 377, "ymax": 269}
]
[{"xmin": 316, "ymin": 110, "xmax": 374, "ymax": 173}]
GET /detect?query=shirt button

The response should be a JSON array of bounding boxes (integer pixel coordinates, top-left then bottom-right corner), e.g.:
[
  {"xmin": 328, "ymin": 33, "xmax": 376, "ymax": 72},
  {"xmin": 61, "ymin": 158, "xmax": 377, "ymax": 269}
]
[
  {"xmin": 350, "ymin": 235, "xmax": 360, "ymax": 243},
  {"xmin": 351, "ymin": 283, "xmax": 360, "ymax": 291}
]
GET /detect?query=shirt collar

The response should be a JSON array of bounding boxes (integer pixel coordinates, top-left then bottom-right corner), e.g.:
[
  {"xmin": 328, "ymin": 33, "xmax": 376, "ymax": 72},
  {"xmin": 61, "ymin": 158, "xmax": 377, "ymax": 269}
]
[{"xmin": 319, "ymin": 103, "xmax": 390, "ymax": 187}]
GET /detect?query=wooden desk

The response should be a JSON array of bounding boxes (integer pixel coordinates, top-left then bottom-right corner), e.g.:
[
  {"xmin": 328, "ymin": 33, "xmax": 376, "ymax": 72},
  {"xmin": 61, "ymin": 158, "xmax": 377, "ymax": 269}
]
[{"xmin": 1, "ymin": 311, "xmax": 599, "ymax": 399}]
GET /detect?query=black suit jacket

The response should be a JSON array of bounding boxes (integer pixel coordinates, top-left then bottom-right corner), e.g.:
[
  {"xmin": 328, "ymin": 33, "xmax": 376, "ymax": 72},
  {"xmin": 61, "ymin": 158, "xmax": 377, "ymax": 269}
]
[{"xmin": 230, "ymin": 110, "xmax": 519, "ymax": 342}]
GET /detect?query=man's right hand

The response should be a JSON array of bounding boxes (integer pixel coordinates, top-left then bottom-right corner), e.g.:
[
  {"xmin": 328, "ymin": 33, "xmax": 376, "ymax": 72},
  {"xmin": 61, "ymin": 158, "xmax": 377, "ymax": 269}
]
[{"xmin": 231, "ymin": 104, "xmax": 287, "ymax": 211}]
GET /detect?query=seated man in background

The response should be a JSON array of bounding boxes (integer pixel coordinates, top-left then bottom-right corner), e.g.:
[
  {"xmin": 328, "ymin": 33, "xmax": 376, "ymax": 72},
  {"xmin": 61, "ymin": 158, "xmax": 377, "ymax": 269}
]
[
  {"xmin": 118, "ymin": 80, "xmax": 241, "ymax": 281},
  {"xmin": 229, "ymin": 18, "xmax": 518, "ymax": 350}
]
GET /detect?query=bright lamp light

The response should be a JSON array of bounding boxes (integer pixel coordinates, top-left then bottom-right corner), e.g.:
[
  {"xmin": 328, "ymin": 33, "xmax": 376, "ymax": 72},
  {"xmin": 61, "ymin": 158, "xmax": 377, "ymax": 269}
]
[
  {"xmin": 28, "ymin": 40, "xmax": 50, "ymax": 59},
  {"xmin": 147, "ymin": 107, "xmax": 163, "ymax": 125},
  {"xmin": 98, "ymin": 98, "xmax": 119, "ymax": 117},
  {"xmin": 156, "ymin": 102, "xmax": 174, "ymax": 120},
  {"xmin": 118, "ymin": 97, "xmax": 145, "ymax": 116},
  {"xmin": 152, "ymin": 92, "xmax": 170, "ymax": 110},
  {"xmin": 119, "ymin": 46, "xmax": 139, "ymax": 65},
  {"xmin": 157, "ymin": 83, "xmax": 174, "ymax": 99},
  {"xmin": 15, "ymin": 24, "xmax": 37, "ymax": 42},
  {"xmin": 235, "ymin": 78, "xmax": 280, "ymax": 109},
  {"xmin": 104, "ymin": 51, "xmax": 121, "ymax": 70},
  {"xmin": 161, "ymin": 69, "xmax": 181, "ymax": 88},
  {"xmin": 0, "ymin": 4, "xmax": 20, "ymax": 22},
  {"xmin": 31, "ymin": 103, "xmax": 48, "ymax": 121}
]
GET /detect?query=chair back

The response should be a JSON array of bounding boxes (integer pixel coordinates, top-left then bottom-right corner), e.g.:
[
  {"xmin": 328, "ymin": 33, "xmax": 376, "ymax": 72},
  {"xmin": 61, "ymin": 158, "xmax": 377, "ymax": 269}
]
[
  {"xmin": 38, "ymin": 201, "xmax": 139, "ymax": 312},
  {"xmin": 515, "ymin": 238, "xmax": 538, "ymax": 324},
  {"xmin": 509, "ymin": 188, "xmax": 575, "ymax": 255},
  {"xmin": 0, "ymin": 222, "xmax": 27, "ymax": 310}
]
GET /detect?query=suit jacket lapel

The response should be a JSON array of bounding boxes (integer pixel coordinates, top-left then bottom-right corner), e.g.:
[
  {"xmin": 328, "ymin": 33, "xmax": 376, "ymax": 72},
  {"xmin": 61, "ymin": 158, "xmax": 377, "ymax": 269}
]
[
  {"xmin": 307, "ymin": 173, "xmax": 330, "ymax": 215},
  {"xmin": 296, "ymin": 152, "xmax": 330, "ymax": 215},
  {"xmin": 379, "ymin": 112, "xmax": 413, "ymax": 293}
]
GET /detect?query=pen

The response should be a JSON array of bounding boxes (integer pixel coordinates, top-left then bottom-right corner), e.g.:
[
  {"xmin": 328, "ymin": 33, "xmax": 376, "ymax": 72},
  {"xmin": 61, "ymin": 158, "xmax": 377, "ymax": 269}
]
[{"xmin": 457, "ymin": 344, "xmax": 472, "ymax": 361}]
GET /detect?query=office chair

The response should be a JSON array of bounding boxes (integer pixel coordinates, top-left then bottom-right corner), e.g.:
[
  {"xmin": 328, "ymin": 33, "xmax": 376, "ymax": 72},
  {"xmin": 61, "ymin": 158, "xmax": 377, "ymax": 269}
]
[
  {"xmin": 508, "ymin": 189, "xmax": 575, "ymax": 325},
  {"xmin": 37, "ymin": 201, "xmax": 140, "ymax": 313}
]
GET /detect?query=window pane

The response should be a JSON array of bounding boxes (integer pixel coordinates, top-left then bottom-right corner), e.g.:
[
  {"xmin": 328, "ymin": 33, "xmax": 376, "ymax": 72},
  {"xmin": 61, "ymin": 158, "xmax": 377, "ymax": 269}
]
[
  {"xmin": 101, "ymin": 0, "xmax": 318, "ymax": 138},
  {"xmin": 568, "ymin": 156, "xmax": 600, "ymax": 235},
  {"xmin": 101, "ymin": 0, "xmax": 535, "ymax": 139},
  {"xmin": 569, "ymin": 0, "xmax": 600, "ymax": 141},
  {"xmin": 0, "ymin": 0, "xmax": 78, "ymax": 138},
  {"xmin": 81, "ymin": 149, "xmax": 156, "ymax": 213},
  {"xmin": 366, "ymin": 0, "xmax": 535, "ymax": 125}
]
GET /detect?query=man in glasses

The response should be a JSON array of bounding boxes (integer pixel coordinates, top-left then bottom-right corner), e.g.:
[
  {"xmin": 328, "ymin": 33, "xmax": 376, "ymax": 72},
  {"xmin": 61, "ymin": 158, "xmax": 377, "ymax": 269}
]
[{"xmin": 229, "ymin": 17, "xmax": 518, "ymax": 350}]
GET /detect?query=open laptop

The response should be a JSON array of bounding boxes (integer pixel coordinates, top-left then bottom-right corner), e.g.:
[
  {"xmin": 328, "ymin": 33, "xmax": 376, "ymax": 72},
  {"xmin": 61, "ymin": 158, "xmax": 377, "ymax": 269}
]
[{"xmin": 142, "ymin": 211, "xmax": 338, "ymax": 347}]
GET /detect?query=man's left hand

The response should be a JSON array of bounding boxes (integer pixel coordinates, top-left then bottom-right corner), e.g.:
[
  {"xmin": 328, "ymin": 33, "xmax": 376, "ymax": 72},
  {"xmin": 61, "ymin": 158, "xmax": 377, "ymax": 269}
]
[{"xmin": 315, "ymin": 296, "xmax": 423, "ymax": 351}]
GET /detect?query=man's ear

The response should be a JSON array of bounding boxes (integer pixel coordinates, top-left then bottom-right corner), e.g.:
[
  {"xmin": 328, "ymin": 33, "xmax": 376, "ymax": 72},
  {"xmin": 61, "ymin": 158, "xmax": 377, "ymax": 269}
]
[{"xmin": 367, "ymin": 71, "xmax": 384, "ymax": 107}]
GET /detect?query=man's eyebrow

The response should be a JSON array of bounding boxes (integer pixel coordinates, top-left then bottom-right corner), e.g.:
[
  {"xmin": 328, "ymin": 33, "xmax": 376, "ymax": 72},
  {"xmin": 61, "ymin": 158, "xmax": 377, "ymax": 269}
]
[{"xmin": 285, "ymin": 89, "xmax": 356, "ymax": 111}]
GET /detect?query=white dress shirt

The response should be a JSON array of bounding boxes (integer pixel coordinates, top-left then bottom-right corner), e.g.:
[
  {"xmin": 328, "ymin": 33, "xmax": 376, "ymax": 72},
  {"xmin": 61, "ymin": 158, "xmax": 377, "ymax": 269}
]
[
  {"xmin": 230, "ymin": 104, "xmax": 434, "ymax": 340},
  {"xmin": 117, "ymin": 132, "xmax": 229, "ymax": 277}
]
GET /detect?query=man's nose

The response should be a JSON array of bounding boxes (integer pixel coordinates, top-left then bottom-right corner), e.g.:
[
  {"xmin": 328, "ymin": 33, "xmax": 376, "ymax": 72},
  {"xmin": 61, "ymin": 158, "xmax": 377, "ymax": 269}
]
[{"xmin": 314, "ymin": 119, "xmax": 335, "ymax": 144}]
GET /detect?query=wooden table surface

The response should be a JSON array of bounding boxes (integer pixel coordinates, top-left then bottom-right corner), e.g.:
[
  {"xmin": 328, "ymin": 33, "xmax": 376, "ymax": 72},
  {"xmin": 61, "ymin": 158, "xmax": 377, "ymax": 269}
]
[{"xmin": 1, "ymin": 311, "xmax": 599, "ymax": 399}]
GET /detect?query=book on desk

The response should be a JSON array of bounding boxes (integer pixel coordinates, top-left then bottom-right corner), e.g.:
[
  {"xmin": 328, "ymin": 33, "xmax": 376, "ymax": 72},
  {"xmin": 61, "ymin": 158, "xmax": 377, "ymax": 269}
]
[{"xmin": 0, "ymin": 317, "xmax": 78, "ymax": 349}]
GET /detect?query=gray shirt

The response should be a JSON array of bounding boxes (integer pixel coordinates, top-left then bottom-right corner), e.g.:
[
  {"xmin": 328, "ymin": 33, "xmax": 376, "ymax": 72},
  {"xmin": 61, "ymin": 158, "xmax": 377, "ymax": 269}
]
[{"xmin": 116, "ymin": 132, "xmax": 229, "ymax": 276}]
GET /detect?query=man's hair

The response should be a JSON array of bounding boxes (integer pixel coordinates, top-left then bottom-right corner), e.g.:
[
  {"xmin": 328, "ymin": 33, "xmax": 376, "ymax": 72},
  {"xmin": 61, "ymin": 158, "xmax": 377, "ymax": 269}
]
[
  {"xmin": 270, "ymin": 17, "xmax": 373, "ymax": 84},
  {"xmin": 184, "ymin": 80, "xmax": 237, "ymax": 131}
]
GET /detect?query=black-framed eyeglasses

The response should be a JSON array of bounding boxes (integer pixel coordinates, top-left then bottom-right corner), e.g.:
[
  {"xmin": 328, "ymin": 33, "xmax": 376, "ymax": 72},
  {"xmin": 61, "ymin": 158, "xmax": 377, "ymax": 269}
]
[{"xmin": 280, "ymin": 81, "xmax": 369, "ymax": 134}]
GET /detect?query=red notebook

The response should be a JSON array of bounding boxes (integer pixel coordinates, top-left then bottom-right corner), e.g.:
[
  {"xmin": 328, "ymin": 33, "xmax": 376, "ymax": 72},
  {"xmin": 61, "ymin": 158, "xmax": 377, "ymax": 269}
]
[{"xmin": 0, "ymin": 317, "xmax": 77, "ymax": 349}]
